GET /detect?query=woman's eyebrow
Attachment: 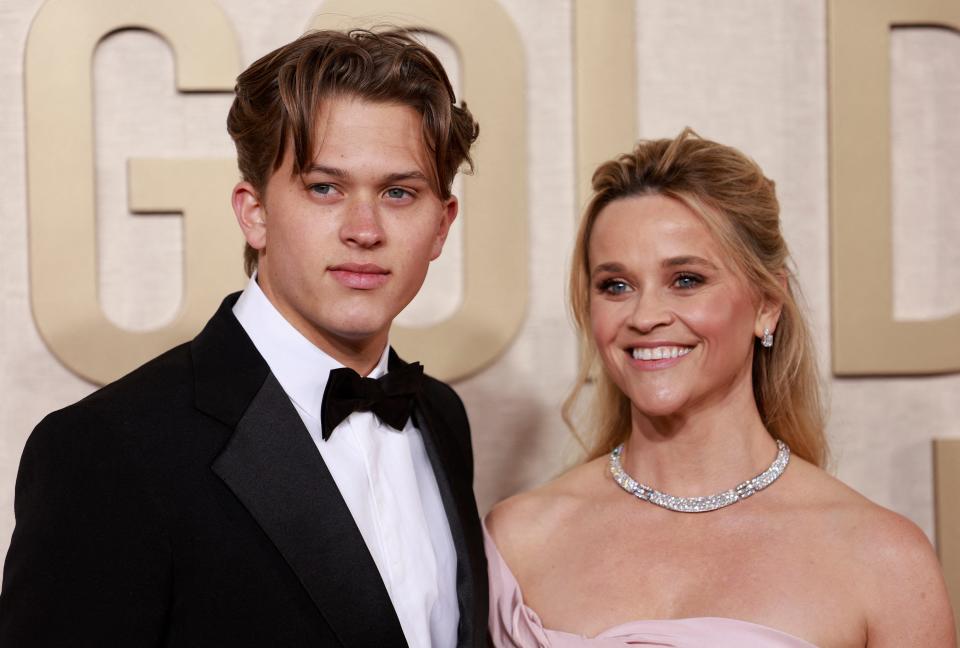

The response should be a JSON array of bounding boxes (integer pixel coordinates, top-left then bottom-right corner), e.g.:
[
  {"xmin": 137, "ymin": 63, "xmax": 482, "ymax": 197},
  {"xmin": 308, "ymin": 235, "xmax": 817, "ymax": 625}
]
[
  {"xmin": 663, "ymin": 255, "xmax": 718, "ymax": 270},
  {"xmin": 591, "ymin": 262, "xmax": 626, "ymax": 276}
]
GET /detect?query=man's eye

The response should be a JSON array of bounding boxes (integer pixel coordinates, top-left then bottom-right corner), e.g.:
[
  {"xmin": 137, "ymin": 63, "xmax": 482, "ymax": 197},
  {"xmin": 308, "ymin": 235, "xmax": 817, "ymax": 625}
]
[
  {"xmin": 674, "ymin": 273, "xmax": 703, "ymax": 289},
  {"xmin": 309, "ymin": 183, "xmax": 335, "ymax": 196},
  {"xmin": 384, "ymin": 187, "xmax": 412, "ymax": 200},
  {"xmin": 599, "ymin": 279, "xmax": 630, "ymax": 295}
]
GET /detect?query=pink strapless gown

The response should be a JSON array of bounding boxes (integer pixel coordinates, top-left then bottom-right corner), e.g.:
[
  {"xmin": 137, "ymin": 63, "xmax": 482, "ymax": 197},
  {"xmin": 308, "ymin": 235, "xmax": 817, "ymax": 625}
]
[{"xmin": 485, "ymin": 527, "xmax": 820, "ymax": 647}]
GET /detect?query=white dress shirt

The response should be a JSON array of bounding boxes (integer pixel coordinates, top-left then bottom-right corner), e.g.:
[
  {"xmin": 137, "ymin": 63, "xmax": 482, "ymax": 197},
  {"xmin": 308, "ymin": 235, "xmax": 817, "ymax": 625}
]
[{"xmin": 232, "ymin": 275, "xmax": 459, "ymax": 648}]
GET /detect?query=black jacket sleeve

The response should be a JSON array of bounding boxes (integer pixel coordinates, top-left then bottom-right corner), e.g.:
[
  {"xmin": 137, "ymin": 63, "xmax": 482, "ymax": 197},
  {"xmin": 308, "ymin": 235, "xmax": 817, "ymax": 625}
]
[{"xmin": 0, "ymin": 408, "xmax": 172, "ymax": 647}]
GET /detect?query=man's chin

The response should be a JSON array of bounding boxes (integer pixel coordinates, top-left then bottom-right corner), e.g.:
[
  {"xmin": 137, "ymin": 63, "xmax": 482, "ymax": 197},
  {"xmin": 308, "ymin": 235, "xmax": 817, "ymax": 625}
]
[{"xmin": 323, "ymin": 318, "xmax": 392, "ymax": 346}]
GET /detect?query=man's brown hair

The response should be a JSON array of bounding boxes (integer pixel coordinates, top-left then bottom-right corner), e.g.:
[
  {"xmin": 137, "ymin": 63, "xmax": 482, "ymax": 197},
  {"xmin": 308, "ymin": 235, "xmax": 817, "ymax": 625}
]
[{"xmin": 227, "ymin": 28, "xmax": 480, "ymax": 276}]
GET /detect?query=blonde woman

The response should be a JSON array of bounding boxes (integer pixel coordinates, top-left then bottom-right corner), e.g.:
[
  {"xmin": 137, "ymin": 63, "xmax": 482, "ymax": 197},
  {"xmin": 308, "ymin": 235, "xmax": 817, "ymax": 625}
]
[{"xmin": 486, "ymin": 131, "xmax": 955, "ymax": 647}]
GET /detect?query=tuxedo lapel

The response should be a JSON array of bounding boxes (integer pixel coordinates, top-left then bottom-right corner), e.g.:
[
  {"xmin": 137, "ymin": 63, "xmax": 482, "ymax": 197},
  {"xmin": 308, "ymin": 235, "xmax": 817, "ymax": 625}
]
[
  {"xmin": 194, "ymin": 301, "xmax": 477, "ymax": 647},
  {"xmin": 412, "ymin": 395, "xmax": 483, "ymax": 648},
  {"xmin": 210, "ymin": 372, "xmax": 407, "ymax": 647}
]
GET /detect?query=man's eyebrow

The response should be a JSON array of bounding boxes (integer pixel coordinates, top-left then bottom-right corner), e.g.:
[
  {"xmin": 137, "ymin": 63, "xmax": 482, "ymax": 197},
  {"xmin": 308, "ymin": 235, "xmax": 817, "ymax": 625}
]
[
  {"xmin": 382, "ymin": 170, "xmax": 430, "ymax": 185},
  {"xmin": 305, "ymin": 165, "xmax": 430, "ymax": 185},
  {"xmin": 305, "ymin": 164, "xmax": 348, "ymax": 178}
]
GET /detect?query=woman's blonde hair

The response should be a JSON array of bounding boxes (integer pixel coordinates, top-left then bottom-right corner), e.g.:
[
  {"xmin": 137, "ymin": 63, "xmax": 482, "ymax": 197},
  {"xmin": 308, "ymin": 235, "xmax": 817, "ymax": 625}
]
[{"xmin": 564, "ymin": 129, "xmax": 827, "ymax": 467}]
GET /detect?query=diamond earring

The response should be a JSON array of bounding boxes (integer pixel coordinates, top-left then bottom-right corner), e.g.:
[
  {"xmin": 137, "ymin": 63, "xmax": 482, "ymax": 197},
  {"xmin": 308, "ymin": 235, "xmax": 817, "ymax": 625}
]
[{"xmin": 761, "ymin": 327, "xmax": 774, "ymax": 348}]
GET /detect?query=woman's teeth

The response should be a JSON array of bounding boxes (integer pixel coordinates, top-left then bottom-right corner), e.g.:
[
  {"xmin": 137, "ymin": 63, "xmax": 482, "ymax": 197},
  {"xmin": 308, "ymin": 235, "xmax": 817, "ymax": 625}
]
[{"xmin": 631, "ymin": 346, "xmax": 691, "ymax": 361}]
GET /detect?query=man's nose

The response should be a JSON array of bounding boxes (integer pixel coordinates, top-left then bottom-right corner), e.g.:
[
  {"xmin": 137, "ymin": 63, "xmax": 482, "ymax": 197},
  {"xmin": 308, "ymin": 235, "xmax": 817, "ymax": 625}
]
[{"xmin": 340, "ymin": 198, "xmax": 385, "ymax": 248}]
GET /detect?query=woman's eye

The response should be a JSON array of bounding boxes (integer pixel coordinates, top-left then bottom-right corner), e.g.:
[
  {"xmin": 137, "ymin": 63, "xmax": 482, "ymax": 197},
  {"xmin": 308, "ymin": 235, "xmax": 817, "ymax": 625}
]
[
  {"xmin": 674, "ymin": 273, "xmax": 703, "ymax": 289},
  {"xmin": 599, "ymin": 279, "xmax": 631, "ymax": 295}
]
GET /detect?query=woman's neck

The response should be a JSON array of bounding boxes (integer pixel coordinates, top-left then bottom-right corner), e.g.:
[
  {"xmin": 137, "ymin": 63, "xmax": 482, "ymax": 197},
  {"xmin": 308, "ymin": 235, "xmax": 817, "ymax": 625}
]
[{"xmin": 618, "ymin": 390, "xmax": 779, "ymax": 498}]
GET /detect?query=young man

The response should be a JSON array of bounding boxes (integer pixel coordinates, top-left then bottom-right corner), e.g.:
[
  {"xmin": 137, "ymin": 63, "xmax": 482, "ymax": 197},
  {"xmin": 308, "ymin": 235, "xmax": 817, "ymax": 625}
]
[{"xmin": 0, "ymin": 29, "xmax": 486, "ymax": 647}]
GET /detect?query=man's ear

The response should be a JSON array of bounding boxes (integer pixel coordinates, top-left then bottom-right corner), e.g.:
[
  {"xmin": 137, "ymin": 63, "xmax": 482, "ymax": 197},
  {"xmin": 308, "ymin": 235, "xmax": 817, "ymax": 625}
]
[
  {"xmin": 429, "ymin": 195, "xmax": 459, "ymax": 260},
  {"xmin": 232, "ymin": 181, "xmax": 267, "ymax": 251}
]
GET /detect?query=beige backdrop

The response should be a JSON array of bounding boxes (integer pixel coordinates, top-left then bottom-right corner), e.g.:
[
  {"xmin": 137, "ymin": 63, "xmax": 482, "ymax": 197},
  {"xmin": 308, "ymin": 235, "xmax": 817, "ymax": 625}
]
[{"xmin": 1, "ymin": 0, "xmax": 959, "ymax": 611}]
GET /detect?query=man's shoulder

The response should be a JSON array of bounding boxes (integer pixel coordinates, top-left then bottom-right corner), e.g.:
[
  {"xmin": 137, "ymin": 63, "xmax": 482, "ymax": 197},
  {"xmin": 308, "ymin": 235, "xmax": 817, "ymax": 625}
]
[
  {"xmin": 28, "ymin": 341, "xmax": 197, "ymax": 455},
  {"xmin": 29, "ymin": 293, "xmax": 256, "ymax": 452},
  {"xmin": 81, "ymin": 340, "xmax": 195, "ymax": 410}
]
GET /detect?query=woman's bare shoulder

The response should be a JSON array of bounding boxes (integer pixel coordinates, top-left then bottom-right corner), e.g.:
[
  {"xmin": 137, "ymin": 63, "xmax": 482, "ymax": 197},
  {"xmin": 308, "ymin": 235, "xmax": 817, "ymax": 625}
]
[
  {"xmin": 787, "ymin": 459, "xmax": 956, "ymax": 645},
  {"xmin": 854, "ymin": 505, "xmax": 955, "ymax": 644},
  {"xmin": 788, "ymin": 459, "xmax": 931, "ymax": 535},
  {"xmin": 844, "ymin": 497, "xmax": 955, "ymax": 643},
  {"xmin": 485, "ymin": 456, "xmax": 607, "ymax": 561},
  {"xmin": 787, "ymin": 459, "xmax": 935, "ymax": 549}
]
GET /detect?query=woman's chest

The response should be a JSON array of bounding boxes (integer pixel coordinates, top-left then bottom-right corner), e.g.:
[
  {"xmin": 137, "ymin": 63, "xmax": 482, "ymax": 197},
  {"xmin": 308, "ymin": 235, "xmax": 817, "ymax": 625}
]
[{"xmin": 516, "ymin": 525, "xmax": 867, "ymax": 647}]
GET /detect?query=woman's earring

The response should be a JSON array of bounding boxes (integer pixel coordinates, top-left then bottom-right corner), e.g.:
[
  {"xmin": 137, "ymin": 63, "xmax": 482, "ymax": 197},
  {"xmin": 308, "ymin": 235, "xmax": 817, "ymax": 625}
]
[{"xmin": 761, "ymin": 327, "xmax": 774, "ymax": 348}]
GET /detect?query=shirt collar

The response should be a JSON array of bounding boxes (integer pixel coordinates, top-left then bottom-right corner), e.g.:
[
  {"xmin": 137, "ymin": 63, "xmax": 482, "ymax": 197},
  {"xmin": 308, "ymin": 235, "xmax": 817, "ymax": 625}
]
[{"xmin": 232, "ymin": 273, "xmax": 390, "ymax": 421}]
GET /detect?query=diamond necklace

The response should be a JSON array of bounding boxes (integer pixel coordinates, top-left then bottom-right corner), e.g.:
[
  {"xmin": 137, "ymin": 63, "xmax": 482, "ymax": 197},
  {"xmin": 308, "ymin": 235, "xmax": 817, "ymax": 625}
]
[{"xmin": 609, "ymin": 439, "xmax": 790, "ymax": 513}]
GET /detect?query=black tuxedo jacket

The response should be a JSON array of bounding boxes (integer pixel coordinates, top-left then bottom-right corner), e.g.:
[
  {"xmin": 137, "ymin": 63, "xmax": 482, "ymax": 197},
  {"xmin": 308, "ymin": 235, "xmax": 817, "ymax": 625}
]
[{"xmin": 0, "ymin": 294, "xmax": 488, "ymax": 647}]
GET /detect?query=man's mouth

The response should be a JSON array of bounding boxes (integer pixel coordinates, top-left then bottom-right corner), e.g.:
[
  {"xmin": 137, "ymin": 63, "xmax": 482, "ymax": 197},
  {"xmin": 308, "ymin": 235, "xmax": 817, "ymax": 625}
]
[{"xmin": 328, "ymin": 263, "xmax": 390, "ymax": 290}]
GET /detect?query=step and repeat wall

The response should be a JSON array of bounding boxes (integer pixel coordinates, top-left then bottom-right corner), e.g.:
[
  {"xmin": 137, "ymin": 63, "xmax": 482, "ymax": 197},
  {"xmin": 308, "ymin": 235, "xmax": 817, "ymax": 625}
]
[{"xmin": 2, "ymin": 0, "xmax": 959, "ymax": 620}]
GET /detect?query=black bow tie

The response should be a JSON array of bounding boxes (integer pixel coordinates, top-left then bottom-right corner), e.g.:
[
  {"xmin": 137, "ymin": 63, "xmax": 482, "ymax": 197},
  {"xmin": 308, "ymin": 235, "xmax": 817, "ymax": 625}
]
[{"xmin": 319, "ymin": 362, "xmax": 424, "ymax": 440}]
